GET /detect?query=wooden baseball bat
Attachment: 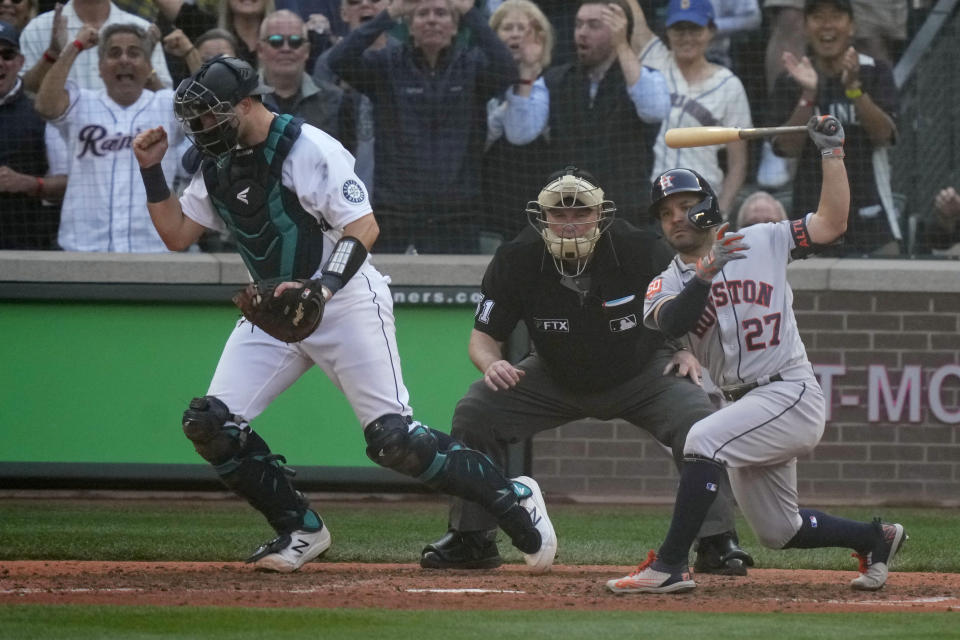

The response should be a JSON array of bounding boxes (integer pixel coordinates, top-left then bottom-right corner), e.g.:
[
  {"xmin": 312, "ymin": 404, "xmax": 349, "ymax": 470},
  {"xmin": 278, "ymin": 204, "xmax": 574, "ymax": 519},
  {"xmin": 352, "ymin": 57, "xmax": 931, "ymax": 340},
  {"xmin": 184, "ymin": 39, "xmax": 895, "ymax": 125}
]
[{"xmin": 665, "ymin": 125, "xmax": 808, "ymax": 148}]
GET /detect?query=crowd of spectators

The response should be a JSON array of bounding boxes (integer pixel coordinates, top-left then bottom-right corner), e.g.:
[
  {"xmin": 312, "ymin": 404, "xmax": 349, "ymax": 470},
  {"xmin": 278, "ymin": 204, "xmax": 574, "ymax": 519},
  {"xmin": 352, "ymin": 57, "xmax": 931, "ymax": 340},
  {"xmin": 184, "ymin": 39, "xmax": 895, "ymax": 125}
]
[{"xmin": 0, "ymin": 0, "xmax": 954, "ymax": 256}]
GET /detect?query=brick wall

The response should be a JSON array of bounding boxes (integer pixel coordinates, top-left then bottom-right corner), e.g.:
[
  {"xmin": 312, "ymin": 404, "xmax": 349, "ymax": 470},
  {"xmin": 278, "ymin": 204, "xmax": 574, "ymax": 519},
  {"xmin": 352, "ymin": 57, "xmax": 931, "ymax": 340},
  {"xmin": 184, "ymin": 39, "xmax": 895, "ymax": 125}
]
[{"xmin": 531, "ymin": 264, "xmax": 960, "ymax": 507}]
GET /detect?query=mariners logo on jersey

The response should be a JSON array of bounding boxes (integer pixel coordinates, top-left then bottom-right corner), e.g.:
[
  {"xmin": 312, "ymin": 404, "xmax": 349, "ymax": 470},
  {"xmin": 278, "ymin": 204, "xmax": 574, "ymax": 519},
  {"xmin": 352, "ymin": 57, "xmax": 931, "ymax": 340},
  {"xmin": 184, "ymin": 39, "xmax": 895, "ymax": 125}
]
[{"xmin": 342, "ymin": 179, "xmax": 366, "ymax": 204}]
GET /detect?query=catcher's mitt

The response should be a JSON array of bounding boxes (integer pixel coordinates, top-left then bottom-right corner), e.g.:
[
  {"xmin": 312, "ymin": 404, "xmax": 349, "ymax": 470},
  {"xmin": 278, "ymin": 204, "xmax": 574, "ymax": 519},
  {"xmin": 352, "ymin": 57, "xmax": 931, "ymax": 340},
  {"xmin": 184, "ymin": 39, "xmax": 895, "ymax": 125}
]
[{"xmin": 232, "ymin": 281, "xmax": 325, "ymax": 343}]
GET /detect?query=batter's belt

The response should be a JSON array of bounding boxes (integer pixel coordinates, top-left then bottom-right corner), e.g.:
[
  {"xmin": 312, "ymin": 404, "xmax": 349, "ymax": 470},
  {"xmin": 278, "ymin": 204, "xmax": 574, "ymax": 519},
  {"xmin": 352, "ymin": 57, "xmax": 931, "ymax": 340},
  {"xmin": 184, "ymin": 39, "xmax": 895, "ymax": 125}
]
[{"xmin": 720, "ymin": 373, "xmax": 784, "ymax": 402}]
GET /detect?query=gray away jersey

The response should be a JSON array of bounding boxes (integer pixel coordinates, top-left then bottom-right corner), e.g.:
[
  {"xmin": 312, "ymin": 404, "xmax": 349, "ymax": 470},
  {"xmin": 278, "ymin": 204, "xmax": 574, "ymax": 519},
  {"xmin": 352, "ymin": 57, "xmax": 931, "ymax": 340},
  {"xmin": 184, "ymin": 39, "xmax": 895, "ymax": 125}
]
[{"xmin": 643, "ymin": 217, "xmax": 814, "ymax": 387}]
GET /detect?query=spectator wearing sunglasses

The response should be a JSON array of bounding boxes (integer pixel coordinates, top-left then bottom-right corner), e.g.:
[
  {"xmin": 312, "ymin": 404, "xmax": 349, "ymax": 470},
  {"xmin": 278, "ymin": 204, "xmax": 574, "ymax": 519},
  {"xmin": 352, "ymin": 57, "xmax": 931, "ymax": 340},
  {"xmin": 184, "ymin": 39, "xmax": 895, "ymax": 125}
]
[
  {"xmin": 327, "ymin": 0, "xmax": 516, "ymax": 254},
  {"xmin": 0, "ymin": 19, "xmax": 66, "ymax": 249},
  {"xmin": 258, "ymin": 9, "xmax": 355, "ymax": 152}
]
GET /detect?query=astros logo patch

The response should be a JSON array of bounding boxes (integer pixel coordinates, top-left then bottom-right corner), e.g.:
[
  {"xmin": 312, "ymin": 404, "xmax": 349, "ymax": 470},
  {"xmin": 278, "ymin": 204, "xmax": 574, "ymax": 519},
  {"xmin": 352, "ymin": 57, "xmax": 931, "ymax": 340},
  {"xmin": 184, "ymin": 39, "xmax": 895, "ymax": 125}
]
[{"xmin": 342, "ymin": 179, "xmax": 366, "ymax": 204}]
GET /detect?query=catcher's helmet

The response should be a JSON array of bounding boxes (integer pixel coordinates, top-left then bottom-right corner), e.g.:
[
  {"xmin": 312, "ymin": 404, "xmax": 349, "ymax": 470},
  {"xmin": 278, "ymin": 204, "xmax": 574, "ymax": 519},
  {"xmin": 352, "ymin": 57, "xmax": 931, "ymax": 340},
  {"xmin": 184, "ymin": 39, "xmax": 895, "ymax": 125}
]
[
  {"xmin": 526, "ymin": 166, "xmax": 616, "ymax": 276},
  {"xmin": 649, "ymin": 168, "xmax": 722, "ymax": 229},
  {"xmin": 174, "ymin": 55, "xmax": 273, "ymax": 157}
]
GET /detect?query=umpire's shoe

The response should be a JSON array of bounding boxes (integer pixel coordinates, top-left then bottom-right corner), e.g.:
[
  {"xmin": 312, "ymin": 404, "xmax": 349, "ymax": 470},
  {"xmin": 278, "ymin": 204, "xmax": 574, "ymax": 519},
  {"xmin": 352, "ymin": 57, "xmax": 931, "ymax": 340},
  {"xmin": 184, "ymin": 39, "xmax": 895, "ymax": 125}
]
[
  {"xmin": 420, "ymin": 529, "xmax": 503, "ymax": 570},
  {"xmin": 693, "ymin": 531, "xmax": 754, "ymax": 576},
  {"xmin": 246, "ymin": 510, "xmax": 331, "ymax": 573}
]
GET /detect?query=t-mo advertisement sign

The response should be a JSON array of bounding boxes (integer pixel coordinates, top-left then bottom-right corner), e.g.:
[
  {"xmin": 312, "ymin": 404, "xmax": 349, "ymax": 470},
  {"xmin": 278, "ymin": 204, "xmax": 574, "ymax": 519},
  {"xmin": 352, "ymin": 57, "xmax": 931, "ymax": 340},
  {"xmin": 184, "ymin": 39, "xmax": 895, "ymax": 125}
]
[{"xmin": 816, "ymin": 364, "xmax": 960, "ymax": 424}]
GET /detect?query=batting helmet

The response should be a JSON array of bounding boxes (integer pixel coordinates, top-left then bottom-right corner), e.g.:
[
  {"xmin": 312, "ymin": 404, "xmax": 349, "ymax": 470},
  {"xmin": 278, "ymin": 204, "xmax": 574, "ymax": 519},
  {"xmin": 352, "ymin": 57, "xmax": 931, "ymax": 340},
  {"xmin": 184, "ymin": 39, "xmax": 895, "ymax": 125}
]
[
  {"xmin": 526, "ymin": 166, "xmax": 616, "ymax": 275},
  {"xmin": 174, "ymin": 55, "xmax": 273, "ymax": 157},
  {"xmin": 649, "ymin": 168, "xmax": 722, "ymax": 229}
]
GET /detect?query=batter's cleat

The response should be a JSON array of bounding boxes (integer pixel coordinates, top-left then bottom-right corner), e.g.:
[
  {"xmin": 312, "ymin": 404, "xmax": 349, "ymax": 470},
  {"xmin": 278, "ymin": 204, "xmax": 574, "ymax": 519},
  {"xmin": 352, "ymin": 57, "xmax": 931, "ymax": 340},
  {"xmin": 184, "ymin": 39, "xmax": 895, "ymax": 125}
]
[
  {"xmin": 850, "ymin": 520, "xmax": 906, "ymax": 591},
  {"xmin": 246, "ymin": 512, "xmax": 331, "ymax": 573},
  {"xmin": 693, "ymin": 531, "xmax": 754, "ymax": 576},
  {"xmin": 420, "ymin": 529, "xmax": 503, "ymax": 570},
  {"xmin": 606, "ymin": 550, "xmax": 696, "ymax": 594},
  {"xmin": 512, "ymin": 476, "xmax": 556, "ymax": 574}
]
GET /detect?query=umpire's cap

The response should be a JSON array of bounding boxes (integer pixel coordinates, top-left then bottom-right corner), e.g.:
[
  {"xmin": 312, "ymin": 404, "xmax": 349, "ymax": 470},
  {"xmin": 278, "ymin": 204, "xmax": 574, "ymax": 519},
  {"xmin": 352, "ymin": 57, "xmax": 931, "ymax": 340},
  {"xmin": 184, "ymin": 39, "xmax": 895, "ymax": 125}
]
[{"xmin": 649, "ymin": 168, "xmax": 722, "ymax": 229}]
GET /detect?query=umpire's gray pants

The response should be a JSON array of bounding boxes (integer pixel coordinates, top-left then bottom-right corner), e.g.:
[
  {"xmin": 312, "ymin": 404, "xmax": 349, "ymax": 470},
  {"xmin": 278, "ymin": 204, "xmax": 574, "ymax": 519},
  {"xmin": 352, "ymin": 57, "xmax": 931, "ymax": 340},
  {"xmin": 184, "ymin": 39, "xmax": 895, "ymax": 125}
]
[{"xmin": 448, "ymin": 348, "xmax": 737, "ymax": 539}]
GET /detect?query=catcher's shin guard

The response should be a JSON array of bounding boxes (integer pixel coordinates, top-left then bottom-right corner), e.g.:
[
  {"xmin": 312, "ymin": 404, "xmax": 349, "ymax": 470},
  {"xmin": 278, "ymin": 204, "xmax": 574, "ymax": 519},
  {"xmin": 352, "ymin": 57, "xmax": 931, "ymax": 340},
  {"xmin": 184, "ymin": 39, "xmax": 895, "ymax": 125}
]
[
  {"xmin": 182, "ymin": 396, "xmax": 308, "ymax": 534},
  {"xmin": 363, "ymin": 414, "xmax": 537, "ymax": 550}
]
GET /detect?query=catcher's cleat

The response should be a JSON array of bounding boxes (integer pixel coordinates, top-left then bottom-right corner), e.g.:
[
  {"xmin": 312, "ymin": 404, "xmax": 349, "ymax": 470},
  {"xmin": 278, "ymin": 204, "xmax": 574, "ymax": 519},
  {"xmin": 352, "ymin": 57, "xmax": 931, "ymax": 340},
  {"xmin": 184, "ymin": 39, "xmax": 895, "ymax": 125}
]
[
  {"xmin": 850, "ymin": 521, "xmax": 906, "ymax": 591},
  {"xmin": 246, "ymin": 511, "xmax": 331, "ymax": 573},
  {"xmin": 512, "ymin": 476, "xmax": 556, "ymax": 574},
  {"xmin": 693, "ymin": 531, "xmax": 754, "ymax": 576},
  {"xmin": 420, "ymin": 529, "xmax": 503, "ymax": 570},
  {"xmin": 606, "ymin": 550, "xmax": 696, "ymax": 594}
]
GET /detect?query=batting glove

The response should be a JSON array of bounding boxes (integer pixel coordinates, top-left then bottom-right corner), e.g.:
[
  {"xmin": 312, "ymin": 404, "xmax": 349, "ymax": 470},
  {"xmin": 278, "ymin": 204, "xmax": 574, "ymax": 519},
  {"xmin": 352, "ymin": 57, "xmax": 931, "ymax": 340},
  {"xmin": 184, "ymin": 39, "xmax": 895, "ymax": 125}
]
[
  {"xmin": 808, "ymin": 114, "xmax": 845, "ymax": 158},
  {"xmin": 695, "ymin": 223, "xmax": 749, "ymax": 283}
]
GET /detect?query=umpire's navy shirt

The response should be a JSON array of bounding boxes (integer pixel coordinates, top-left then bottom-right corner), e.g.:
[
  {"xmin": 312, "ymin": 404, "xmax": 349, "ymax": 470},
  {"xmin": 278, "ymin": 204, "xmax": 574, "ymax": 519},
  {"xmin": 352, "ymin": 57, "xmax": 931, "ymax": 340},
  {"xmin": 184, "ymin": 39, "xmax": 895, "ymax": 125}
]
[{"xmin": 475, "ymin": 219, "xmax": 675, "ymax": 392}]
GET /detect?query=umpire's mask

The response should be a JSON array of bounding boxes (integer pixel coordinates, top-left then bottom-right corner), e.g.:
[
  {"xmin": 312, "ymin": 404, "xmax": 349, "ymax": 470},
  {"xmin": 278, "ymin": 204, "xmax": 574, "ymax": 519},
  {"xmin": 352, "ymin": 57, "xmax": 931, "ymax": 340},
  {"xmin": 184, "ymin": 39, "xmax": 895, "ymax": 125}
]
[
  {"xmin": 174, "ymin": 55, "xmax": 273, "ymax": 157},
  {"xmin": 526, "ymin": 167, "xmax": 616, "ymax": 276}
]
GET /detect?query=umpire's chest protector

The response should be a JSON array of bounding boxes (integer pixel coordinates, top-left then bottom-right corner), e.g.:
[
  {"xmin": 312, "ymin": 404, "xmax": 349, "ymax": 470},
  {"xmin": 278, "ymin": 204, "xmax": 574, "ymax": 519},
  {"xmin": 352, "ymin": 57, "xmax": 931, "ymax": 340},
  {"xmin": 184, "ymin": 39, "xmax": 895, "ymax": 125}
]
[{"xmin": 203, "ymin": 114, "xmax": 329, "ymax": 284}]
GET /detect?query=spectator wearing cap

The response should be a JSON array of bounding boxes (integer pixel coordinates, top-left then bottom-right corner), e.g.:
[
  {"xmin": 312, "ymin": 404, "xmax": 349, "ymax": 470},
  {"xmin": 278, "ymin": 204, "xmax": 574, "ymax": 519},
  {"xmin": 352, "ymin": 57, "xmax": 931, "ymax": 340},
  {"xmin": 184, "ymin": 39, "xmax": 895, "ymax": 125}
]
[
  {"xmin": 635, "ymin": 0, "xmax": 752, "ymax": 219},
  {"xmin": 0, "ymin": 19, "xmax": 67, "ymax": 249},
  {"xmin": 534, "ymin": 0, "xmax": 669, "ymax": 226},
  {"xmin": 769, "ymin": 0, "xmax": 899, "ymax": 255}
]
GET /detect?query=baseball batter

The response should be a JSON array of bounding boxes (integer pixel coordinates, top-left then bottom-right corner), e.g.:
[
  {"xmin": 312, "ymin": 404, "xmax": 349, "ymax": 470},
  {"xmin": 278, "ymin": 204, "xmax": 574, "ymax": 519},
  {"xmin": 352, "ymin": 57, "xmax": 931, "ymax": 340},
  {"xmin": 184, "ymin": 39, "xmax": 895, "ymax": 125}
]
[
  {"xmin": 131, "ymin": 55, "xmax": 555, "ymax": 574},
  {"xmin": 606, "ymin": 115, "xmax": 905, "ymax": 594}
]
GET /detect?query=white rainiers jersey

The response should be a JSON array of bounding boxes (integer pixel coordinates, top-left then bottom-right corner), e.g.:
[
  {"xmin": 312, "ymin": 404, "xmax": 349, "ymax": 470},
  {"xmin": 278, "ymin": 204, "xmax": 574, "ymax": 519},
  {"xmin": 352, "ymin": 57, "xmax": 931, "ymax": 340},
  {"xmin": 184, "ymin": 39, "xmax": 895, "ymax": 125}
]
[
  {"xmin": 180, "ymin": 123, "xmax": 372, "ymax": 277},
  {"xmin": 52, "ymin": 84, "xmax": 184, "ymax": 252},
  {"xmin": 644, "ymin": 216, "xmax": 815, "ymax": 387}
]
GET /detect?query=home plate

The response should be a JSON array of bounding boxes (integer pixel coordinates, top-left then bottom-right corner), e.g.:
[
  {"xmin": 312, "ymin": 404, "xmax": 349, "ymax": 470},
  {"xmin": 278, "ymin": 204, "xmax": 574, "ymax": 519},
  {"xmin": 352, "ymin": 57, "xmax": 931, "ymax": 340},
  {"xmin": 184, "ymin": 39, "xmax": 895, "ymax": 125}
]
[{"xmin": 405, "ymin": 588, "xmax": 526, "ymax": 594}]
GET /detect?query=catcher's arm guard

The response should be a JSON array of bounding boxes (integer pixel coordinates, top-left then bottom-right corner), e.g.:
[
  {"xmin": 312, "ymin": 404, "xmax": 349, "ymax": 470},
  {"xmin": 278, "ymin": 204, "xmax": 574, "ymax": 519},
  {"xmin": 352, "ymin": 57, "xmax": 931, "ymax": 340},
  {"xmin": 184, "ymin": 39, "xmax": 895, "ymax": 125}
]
[
  {"xmin": 310, "ymin": 236, "xmax": 368, "ymax": 299},
  {"xmin": 232, "ymin": 281, "xmax": 325, "ymax": 343}
]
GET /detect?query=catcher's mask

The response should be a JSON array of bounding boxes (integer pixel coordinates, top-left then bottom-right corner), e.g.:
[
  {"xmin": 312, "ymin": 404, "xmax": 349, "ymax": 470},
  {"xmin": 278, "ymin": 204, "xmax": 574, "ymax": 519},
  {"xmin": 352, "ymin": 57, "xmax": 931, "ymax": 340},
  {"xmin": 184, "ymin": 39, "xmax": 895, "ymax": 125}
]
[
  {"xmin": 174, "ymin": 55, "xmax": 273, "ymax": 157},
  {"xmin": 649, "ymin": 168, "xmax": 721, "ymax": 229},
  {"xmin": 526, "ymin": 166, "xmax": 616, "ymax": 276}
]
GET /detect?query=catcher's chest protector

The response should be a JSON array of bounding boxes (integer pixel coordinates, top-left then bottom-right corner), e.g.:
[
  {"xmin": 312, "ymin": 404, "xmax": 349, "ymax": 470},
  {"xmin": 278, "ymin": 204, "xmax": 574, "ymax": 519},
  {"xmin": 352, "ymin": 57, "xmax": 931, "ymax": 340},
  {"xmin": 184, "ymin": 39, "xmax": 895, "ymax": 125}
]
[{"xmin": 203, "ymin": 114, "xmax": 330, "ymax": 284}]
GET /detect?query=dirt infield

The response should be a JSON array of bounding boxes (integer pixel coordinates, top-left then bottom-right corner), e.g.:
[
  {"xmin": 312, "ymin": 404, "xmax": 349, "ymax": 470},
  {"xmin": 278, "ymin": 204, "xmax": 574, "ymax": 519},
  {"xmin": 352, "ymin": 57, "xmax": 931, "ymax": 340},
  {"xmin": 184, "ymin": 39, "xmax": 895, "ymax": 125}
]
[{"xmin": 2, "ymin": 561, "xmax": 958, "ymax": 613}]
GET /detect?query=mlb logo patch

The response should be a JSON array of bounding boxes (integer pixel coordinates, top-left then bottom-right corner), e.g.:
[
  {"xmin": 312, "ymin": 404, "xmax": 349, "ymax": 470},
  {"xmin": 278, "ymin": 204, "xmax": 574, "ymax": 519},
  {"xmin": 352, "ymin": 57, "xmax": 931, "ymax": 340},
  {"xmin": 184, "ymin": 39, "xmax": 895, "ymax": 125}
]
[
  {"xmin": 609, "ymin": 314, "xmax": 637, "ymax": 332},
  {"xmin": 705, "ymin": 482, "xmax": 718, "ymax": 492}
]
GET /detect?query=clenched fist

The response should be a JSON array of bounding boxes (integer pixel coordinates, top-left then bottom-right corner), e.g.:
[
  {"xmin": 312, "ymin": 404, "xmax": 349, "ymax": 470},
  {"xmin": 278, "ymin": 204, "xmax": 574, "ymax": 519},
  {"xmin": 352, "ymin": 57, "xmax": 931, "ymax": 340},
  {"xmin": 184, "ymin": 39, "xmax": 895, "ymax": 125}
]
[{"xmin": 133, "ymin": 126, "xmax": 169, "ymax": 169}]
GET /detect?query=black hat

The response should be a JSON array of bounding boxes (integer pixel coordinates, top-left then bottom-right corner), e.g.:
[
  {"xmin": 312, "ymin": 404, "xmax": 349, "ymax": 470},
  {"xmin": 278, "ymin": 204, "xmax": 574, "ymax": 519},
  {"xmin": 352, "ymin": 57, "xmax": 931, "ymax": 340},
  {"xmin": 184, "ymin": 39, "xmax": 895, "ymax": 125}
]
[
  {"xmin": 804, "ymin": 0, "xmax": 853, "ymax": 16},
  {"xmin": 0, "ymin": 20, "xmax": 20, "ymax": 49}
]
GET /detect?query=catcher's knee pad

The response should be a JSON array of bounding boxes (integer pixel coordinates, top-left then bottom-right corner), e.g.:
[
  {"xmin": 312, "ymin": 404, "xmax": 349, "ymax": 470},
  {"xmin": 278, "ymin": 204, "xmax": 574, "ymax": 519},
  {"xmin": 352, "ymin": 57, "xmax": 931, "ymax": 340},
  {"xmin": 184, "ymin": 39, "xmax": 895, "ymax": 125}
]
[
  {"xmin": 182, "ymin": 396, "xmax": 245, "ymax": 465},
  {"xmin": 364, "ymin": 414, "xmax": 517, "ymax": 519},
  {"xmin": 364, "ymin": 414, "xmax": 436, "ymax": 477}
]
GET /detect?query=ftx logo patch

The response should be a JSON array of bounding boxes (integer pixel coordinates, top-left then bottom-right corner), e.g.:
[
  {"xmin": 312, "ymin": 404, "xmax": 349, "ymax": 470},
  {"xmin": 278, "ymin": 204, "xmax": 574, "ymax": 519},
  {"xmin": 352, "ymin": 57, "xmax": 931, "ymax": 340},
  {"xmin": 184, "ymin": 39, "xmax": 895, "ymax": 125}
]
[{"xmin": 534, "ymin": 318, "xmax": 569, "ymax": 332}]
